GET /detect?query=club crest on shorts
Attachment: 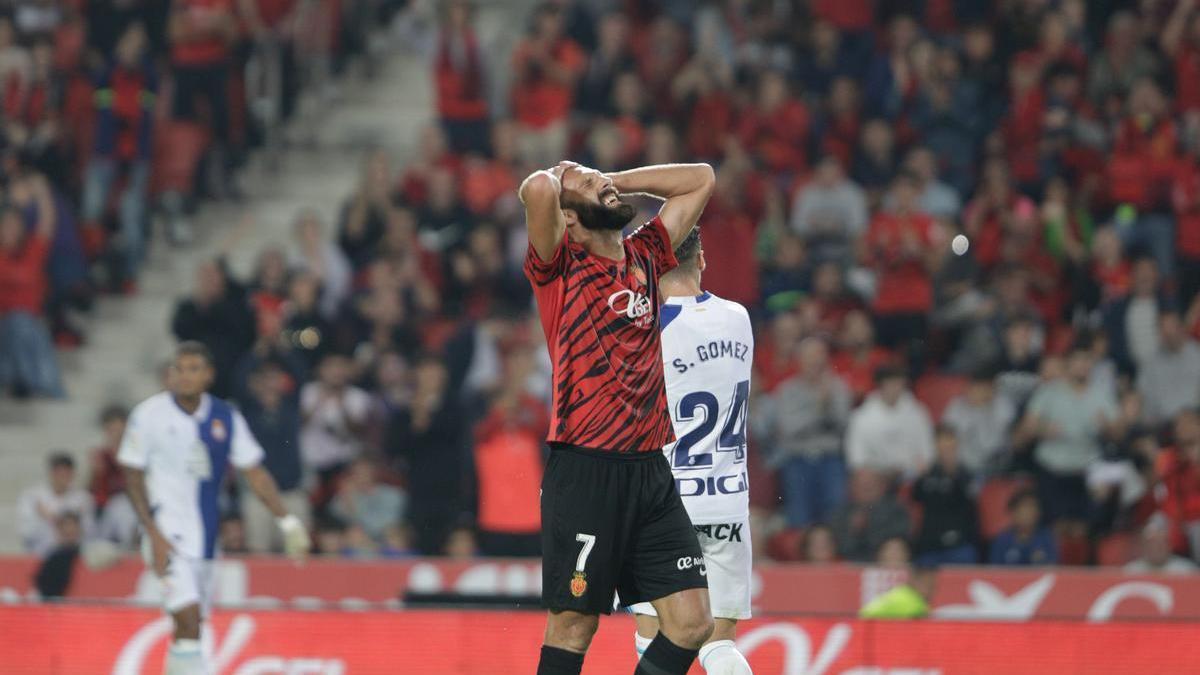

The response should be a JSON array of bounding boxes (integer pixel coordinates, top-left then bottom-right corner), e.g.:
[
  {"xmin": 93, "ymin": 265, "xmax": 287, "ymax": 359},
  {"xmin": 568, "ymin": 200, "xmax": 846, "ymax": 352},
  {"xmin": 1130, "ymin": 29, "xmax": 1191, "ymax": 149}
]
[
  {"xmin": 570, "ymin": 572, "xmax": 588, "ymax": 597},
  {"xmin": 210, "ymin": 418, "xmax": 227, "ymax": 442}
]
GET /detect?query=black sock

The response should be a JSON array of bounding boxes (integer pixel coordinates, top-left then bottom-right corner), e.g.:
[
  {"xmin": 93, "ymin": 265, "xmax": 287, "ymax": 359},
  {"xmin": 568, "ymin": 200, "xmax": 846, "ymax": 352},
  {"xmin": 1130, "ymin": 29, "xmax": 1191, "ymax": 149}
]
[
  {"xmin": 633, "ymin": 632, "xmax": 699, "ymax": 675},
  {"xmin": 537, "ymin": 645, "xmax": 585, "ymax": 675}
]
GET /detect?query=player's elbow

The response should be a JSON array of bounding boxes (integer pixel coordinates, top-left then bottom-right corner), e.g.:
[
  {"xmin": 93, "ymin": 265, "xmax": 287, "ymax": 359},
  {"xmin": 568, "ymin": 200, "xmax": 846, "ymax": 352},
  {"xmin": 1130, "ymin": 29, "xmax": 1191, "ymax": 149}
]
[
  {"xmin": 519, "ymin": 171, "xmax": 558, "ymax": 206},
  {"xmin": 695, "ymin": 163, "xmax": 716, "ymax": 197}
]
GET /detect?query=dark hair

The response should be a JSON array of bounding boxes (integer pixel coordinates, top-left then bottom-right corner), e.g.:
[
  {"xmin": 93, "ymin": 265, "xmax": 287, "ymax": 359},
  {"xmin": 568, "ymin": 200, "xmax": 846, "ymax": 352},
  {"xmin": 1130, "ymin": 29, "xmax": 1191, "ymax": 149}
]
[
  {"xmin": 970, "ymin": 364, "xmax": 999, "ymax": 383},
  {"xmin": 1067, "ymin": 333, "xmax": 1095, "ymax": 355},
  {"xmin": 934, "ymin": 423, "xmax": 958, "ymax": 439},
  {"xmin": 175, "ymin": 341, "xmax": 215, "ymax": 367},
  {"xmin": 673, "ymin": 227, "xmax": 702, "ymax": 269},
  {"xmin": 873, "ymin": 364, "xmax": 907, "ymax": 385},
  {"xmin": 99, "ymin": 404, "xmax": 128, "ymax": 426},
  {"xmin": 1007, "ymin": 487, "xmax": 1038, "ymax": 512},
  {"xmin": 48, "ymin": 452, "xmax": 74, "ymax": 470}
]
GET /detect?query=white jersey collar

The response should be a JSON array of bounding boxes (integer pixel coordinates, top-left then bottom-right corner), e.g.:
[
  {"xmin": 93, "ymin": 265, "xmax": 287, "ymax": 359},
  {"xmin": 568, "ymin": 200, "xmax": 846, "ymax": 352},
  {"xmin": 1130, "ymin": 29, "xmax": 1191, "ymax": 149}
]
[{"xmin": 664, "ymin": 291, "xmax": 712, "ymax": 306}]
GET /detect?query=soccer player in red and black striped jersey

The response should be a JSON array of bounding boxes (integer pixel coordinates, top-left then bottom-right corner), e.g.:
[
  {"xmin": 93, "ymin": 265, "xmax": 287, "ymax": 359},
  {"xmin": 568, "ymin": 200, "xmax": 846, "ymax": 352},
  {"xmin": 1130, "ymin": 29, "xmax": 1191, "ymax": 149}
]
[{"xmin": 521, "ymin": 161, "xmax": 716, "ymax": 675}]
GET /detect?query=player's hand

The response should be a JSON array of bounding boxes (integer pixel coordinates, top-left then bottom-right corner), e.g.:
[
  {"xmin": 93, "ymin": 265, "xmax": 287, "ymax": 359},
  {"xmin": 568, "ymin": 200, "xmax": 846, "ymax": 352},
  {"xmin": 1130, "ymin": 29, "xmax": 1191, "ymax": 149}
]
[
  {"xmin": 278, "ymin": 514, "xmax": 310, "ymax": 563},
  {"xmin": 149, "ymin": 531, "xmax": 172, "ymax": 578}
]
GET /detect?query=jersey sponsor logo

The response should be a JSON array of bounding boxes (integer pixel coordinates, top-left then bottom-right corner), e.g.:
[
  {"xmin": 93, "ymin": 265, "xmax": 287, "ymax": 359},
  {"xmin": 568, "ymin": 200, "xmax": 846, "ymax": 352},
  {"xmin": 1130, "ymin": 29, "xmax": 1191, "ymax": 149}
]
[
  {"xmin": 210, "ymin": 419, "xmax": 227, "ymax": 443},
  {"xmin": 676, "ymin": 471, "xmax": 749, "ymax": 498},
  {"xmin": 694, "ymin": 523, "xmax": 745, "ymax": 543},
  {"xmin": 607, "ymin": 288, "xmax": 653, "ymax": 326},
  {"xmin": 570, "ymin": 572, "xmax": 588, "ymax": 597},
  {"xmin": 676, "ymin": 555, "xmax": 706, "ymax": 572}
]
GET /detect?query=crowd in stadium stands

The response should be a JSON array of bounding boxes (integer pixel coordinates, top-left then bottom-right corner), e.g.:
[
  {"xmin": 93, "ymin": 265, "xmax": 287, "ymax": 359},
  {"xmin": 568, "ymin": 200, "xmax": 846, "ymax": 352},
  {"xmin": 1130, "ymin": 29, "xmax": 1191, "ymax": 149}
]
[{"xmin": 14, "ymin": 0, "xmax": 1200, "ymax": 572}]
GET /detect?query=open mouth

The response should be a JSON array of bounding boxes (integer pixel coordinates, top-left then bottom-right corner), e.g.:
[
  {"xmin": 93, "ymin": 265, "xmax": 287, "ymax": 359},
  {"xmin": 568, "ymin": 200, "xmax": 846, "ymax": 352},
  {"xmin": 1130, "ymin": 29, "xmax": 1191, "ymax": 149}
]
[{"xmin": 601, "ymin": 190, "xmax": 620, "ymax": 206}]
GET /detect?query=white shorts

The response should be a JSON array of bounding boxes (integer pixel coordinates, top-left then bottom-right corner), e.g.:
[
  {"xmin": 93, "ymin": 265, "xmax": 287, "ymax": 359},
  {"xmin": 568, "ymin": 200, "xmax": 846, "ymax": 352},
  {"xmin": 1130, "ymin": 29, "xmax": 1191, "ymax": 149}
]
[
  {"xmin": 630, "ymin": 517, "xmax": 752, "ymax": 620},
  {"xmin": 143, "ymin": 541, "xmax": 213, "ymax": 614}
]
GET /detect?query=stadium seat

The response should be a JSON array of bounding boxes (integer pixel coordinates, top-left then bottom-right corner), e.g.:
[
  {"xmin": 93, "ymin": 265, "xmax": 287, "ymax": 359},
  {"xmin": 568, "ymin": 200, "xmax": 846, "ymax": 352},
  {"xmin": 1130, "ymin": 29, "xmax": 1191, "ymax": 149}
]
[
  {"xmin": 1096, "ymin": 532, "xmax": 1136, "ymax": 567},
  {"xmin": 1058, "ymin": 531, "xmax": 1091, "ymax": 566},
  {"xmin": 914, "ymin": 373, "xmax": 968, "ymax": 421},
  {"xmin": 978, "ymin": 477, "xmax": 1029, "ymax": 541}
]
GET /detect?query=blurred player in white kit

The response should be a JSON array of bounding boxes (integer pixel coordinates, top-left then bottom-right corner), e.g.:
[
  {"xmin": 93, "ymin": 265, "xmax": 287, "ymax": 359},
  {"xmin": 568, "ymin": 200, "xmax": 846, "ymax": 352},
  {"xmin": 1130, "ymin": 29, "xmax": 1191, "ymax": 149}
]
[
  {"xmin": 629, "ymin": 229, "xmax": 755, "ymax": 674},
  {"xmin": 118, "ymin": 341, "xmax": 310, "ymax": 674}
]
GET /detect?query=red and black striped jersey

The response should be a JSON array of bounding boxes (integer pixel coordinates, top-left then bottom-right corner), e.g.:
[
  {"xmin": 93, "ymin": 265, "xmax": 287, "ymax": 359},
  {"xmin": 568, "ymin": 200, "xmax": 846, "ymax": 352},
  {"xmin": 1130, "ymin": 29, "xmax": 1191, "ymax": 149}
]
[{"xmin": 524, "ymin": 216, "xmax": 678, "ymax": 453}]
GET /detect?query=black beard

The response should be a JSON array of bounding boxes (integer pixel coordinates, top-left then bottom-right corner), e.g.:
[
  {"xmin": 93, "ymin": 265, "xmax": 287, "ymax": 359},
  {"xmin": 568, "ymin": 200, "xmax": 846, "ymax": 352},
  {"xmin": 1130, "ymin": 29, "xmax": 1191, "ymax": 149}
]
[{"xmin": 564, "ymin": 197, "xmax": 637, "ymax": 231}]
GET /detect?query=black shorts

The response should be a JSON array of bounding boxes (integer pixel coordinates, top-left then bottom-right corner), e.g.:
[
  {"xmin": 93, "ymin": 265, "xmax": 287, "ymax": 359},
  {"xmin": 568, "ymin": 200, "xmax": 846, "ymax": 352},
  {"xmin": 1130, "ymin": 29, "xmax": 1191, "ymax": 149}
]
[{"xmin": 541, "ymin": 444, "xmax": 707, "ymax": 614}]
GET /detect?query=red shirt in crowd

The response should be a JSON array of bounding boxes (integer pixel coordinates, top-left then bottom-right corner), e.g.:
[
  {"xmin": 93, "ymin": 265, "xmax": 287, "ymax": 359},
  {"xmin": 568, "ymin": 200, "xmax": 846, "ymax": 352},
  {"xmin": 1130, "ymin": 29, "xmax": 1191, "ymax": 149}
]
[
  {"xmin": 1173, "ymin": 161, "xmax": 1200, "ymax": 260},
  {"xmin": 695, "ymin": 199, "xmax": 759, "ymax": 307},
  {"xmin": 810, "ymin": 0, "xmax": 873, "ymax": 31},
  {"xmin": 172, "ymin": 0, "xmax": 234, "ymax": 66},
  {"xmin": 830, "ymin": 347, "xmax": 894, "ymax": 401},
  {"xmin": 254, "ymin": 0, "xmax": 296, "ymax": 29},
  {"xmin": 686, "ymin": 91, "xmax": 734, "ymax": 161},
  {"xmin": 1110, "ymin": 116, "xmax": 1179, "ymax": 210},
  {"xmin": 474, "ymin": 395, "xmax": 547, "ymax": 534},
  {"xmin": 1156, "ymin": 448, "xmax": 1200, "ymax": 554},
  {"xmin": 435, "ymin": 28, "xmax": 488, "ymax": 122},
  {"xmin": 737, "ymin": 98, "xmax": 810, "ymax": 174},
  {"xmin": 88, "ymin": 445, "xmax": 126, "ymax": 509},
  {"xmin": 1093, "ymin": 260, "xmax": 1132, "ymax": 303},
  {"xmin": 0, "ymin": 232, "xmax": 50, "ymax": 315},
  {"xmin": 510, "ymin": 38, "xmax": 585, "ymax": 130},
  {"xmin": 866, "ymin": 211, "xmax": 935, "ymax": 314},
  {"xmin": 1175, "ymin": 44, "xmax": 1200, "ymax": 113},
  {"xmin": 460, "ymin": 158, "xmax": 517, "ymax": 216}
]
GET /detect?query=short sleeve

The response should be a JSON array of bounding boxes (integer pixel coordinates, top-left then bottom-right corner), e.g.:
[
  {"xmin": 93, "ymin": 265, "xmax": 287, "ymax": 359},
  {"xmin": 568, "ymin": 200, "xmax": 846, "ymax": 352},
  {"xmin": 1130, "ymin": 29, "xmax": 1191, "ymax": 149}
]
[
  {"xmin": 230, "ymin": 410, "xmax": 265, "ymax": 469},
  {"xmin": 626, "ymin": 216, "xmax": 677, "ymax": 275},
  {"xmin": 116, "ymin": 406, "xmax": 149, "ymax": 469},
  {"xmin": 523, "ymin": 231, "xmax": 571, "ymax": 286}
]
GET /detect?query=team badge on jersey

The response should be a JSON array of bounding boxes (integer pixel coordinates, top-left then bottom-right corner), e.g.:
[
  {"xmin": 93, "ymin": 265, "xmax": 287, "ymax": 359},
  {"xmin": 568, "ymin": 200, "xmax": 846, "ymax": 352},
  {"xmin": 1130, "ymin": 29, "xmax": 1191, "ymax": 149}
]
[
  {"xmin": 630, "ymin": 263, "xmax": 647, "ymax": 287},
  {"xmin": 570, "ymin": 572, "xmax": 588, "ymax": 597},
  {"xmin": 210, "ymin": 419, "xmax": 227, "ymax": 442}
]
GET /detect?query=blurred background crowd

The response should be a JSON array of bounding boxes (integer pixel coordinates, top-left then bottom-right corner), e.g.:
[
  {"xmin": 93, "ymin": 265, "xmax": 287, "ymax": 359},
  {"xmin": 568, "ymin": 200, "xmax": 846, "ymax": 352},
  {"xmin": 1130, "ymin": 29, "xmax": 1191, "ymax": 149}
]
[{"xmin": 11, "ymin": 0, "xmax": 1200, "ymax": 576}]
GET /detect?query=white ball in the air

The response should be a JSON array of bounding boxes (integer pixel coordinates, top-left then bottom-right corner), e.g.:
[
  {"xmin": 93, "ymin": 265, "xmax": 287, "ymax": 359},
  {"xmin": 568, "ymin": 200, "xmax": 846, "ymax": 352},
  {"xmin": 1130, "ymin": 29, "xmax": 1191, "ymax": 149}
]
[{"xmin": 951, "ymin": 234, "xmax": 969, "ymax": 256}]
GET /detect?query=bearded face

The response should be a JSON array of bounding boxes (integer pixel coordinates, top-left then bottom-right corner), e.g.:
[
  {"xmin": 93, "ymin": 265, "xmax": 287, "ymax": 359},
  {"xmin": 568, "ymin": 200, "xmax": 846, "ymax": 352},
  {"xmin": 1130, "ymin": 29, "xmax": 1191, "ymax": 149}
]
[{"xmin": 562, "ymin": 190, "xmax": 637, "ymax": 231}]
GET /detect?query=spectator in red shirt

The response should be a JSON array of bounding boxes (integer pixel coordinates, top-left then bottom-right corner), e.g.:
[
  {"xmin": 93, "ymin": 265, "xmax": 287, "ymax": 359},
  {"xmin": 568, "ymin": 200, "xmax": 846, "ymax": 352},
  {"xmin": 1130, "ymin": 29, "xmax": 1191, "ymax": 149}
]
[
  {"xmin": 1112, "ymin": 78, "xmax": 1180, "ymax": 278},
  {"xmin": 510, "ymin": 2, "xmax": 585, "ymax": 167},
  {"xmin": 0, "ymin": 198, "xmax": 64, "ymax": 397},
  {"xmin": 737, "ymin": 69, "xmax": 810, "ymax": 175},
  {"xmin": 1155, "ymin": 409, "xmax": 1200, "ymax": 556},
  {"xmin": 87, "ymin": 404, "xmax": 128, "ymax": 510},
  {"xmin": 831, "ymin": 309, "xmax": 894, "ymax": 402},
  {"xmin": 80, "ymin": 22, "xmax": 155, "ymax": 283},
  {"xmin": 1175, "ymin": 127, "xmax": 1200, "ymax": 300},
  {"xmin": 865, "ymin": 172, "xmax": 942, "ymax": 367},
  {"xmin": 169, "ymin": 0, "xmax": 238, "ymax": 194},
  {"xmin": 692, "ymin": 167, "xmax": 759, "ymax": 306},
  {"xmin": 433, "ymin": 0, "xmax": 489, "ymax": 155},
  {"xmin": 460, "ymin": 120, "xmax": 521, "ymax": 219},
  {"xmin": 474, "ymin": 347, "xmax": 547, "ymax": 557},
  {"xmin": 1162, "ymin": 0, "xmax": 1200, "ymax": 113}
]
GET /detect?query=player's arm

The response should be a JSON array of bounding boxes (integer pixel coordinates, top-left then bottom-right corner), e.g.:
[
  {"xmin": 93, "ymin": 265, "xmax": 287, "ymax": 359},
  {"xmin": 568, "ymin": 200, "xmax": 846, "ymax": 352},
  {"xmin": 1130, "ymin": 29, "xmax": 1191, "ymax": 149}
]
[
  {"xmin": 607, "ymin": 163, "xmax": 715, "ymax": 247},
  {"xmin": 232, "ymin": 411, "xmax": 309, "ymax": 560},
  {"xmin": 122, "ymin": 467, "xmax": 171, "ymax": 577},
  {"xmin": 519, "ymin": 166, "xmax": 568, "ymax": 262}
]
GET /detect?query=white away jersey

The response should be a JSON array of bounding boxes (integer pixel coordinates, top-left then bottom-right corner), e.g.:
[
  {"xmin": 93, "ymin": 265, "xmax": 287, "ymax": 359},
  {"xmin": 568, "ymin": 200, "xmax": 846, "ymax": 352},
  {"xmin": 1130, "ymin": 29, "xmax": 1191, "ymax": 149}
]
[
  {"xmin": 660, "ymin": 292, "xmax": 754, "ymax": 524},
  {"xmin": 117, "ymin": 392, "xmax": 263, "ymax": 559}
]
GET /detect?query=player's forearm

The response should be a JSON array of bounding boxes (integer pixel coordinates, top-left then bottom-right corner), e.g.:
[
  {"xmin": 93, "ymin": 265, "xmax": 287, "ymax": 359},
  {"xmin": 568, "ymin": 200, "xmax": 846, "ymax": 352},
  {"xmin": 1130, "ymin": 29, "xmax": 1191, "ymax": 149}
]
[
  {"xmin": 242, "ymin": 465, "xmax": 289, "ymax": 518},
  {"xmin": 122, "ymin": 467, "xmax": 162, "ymax": 538},
  {"xmin": 608, "ymin": 163, "xmax": 715, "ymax": 200}
]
